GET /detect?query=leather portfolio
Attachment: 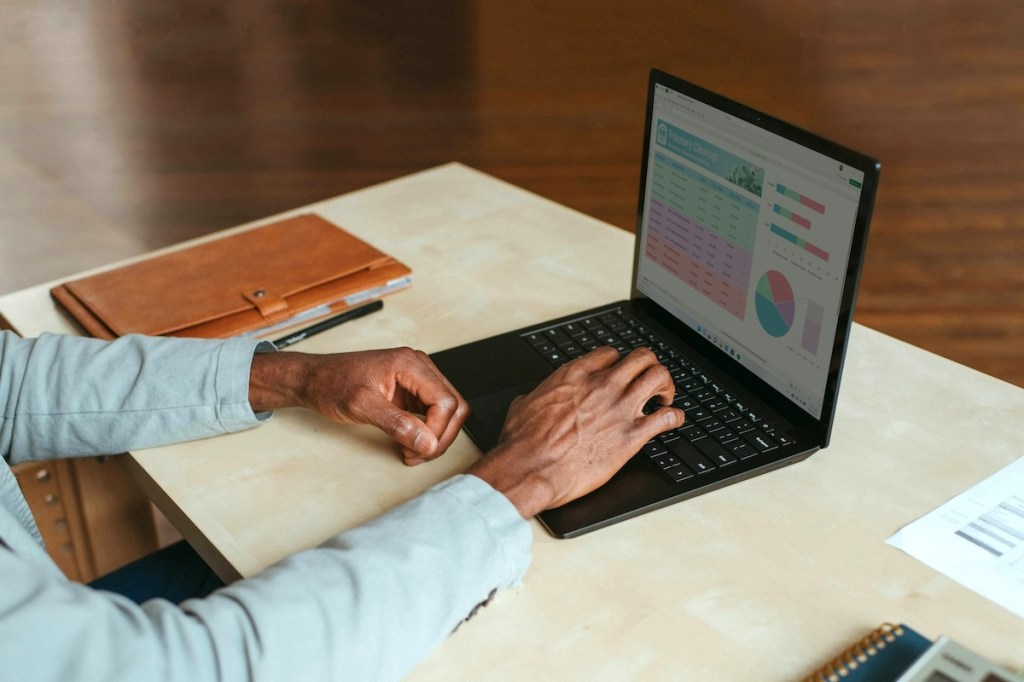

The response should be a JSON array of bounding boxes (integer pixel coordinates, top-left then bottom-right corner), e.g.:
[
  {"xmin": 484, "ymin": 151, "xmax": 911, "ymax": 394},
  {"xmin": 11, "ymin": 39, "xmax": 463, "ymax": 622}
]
[{"xmin": 50, "ymin": 213, "xmax": 412, "ymax": 340}]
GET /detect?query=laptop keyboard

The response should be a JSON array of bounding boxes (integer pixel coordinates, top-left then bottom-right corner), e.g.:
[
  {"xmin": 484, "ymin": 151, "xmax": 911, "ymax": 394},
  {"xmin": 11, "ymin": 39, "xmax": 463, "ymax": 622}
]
[{"xmin": 523, "ymin": 309, "xmax": 794, "ymax": 485}]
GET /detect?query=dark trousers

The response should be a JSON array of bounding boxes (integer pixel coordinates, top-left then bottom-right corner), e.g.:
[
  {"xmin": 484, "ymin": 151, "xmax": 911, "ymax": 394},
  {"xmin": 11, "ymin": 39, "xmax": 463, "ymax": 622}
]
[{"xmin": 89, "ymin": 540, "xmax": 224, "ymax": 604}]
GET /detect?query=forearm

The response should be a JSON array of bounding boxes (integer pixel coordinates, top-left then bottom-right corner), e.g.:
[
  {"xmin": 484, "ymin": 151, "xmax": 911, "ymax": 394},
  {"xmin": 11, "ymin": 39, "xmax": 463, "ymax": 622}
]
[
  {"xmin": 0, "ymin": 475, "xmax": 531, "ymax": 682},
  {"xmin": 0, "ymin": 332, "xmax": 262, "ymax": 464}
]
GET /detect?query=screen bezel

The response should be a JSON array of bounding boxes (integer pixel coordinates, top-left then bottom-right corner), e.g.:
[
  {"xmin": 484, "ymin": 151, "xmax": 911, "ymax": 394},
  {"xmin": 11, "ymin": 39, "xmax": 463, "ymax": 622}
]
[{"xmin": 630, "ymin": 69, "xmax": 881, "ymax": 445}]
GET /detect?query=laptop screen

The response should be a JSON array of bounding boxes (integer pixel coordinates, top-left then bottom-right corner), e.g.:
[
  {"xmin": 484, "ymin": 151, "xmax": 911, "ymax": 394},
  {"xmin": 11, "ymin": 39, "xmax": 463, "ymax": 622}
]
[{"xmin": 635, "ymin": 78, "xmax": 870, "ymax": 420}]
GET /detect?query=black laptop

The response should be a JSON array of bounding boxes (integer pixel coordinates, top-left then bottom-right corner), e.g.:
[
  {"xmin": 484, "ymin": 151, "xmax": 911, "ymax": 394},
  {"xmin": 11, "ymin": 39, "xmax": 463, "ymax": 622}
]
[{"xmin": 432, "ymin": 69, "xmax": 880, "ymax": 538}]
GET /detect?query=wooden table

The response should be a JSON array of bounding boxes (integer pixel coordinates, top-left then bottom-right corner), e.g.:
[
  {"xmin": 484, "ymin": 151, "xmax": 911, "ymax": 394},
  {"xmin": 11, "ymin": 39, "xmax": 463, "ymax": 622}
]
[{"xmin": 2, "ymin": 163, "xmax": 1022, "ymax": 679}]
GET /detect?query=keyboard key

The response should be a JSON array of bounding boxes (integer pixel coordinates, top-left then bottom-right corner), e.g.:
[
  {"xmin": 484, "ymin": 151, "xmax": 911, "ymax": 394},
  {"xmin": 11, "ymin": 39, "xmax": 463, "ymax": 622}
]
[
  {"xmin": 725, "ymin": 439, "xmax": 757, "ymax": 460},
  {"xmin": 543, "ymin": 350, "xmax": 565, "ymax": 364},
  {"xmin": 732, "ymin": 419, "xmax": 755, "ymax": 433},
  {"xmin": 680, "ymin": 423, "xmax": 705, "ymax": 442},
  {"xmin": 774, "ymin": 433, "xmax": 795, "ymax": 447},
  {"xmin": 691, "ymin": 388, "xmax": 716, "ymax": 402},
  {"xmin": 663, "ymin": 464, "xmax": 695, "ymax": 483},
  {"xmin": 712, "ymin": 429, "xmax": 738, "ymax": 443},
  {"xmin": 656, "ymin": 428, "xmax": 682, "ymax": 443},
  {"xmin": 704, "ymin": 397, "xmax": 727, "ymax": 411},
  {"xmin": 651, "ymin": 453, "xmax": 683, "ymax": 470},
  {"xmin": 687, "ymin": 407, "xmax": 712, "ymax": 422},
  {"xmin": 682, "ymin": 379, "xmax": 702, "ymax": 392},
  {"xmin": 525, "ymin": 332, "xmax": 546, "ymax": 346},
  {"xmin": 544, "ymin": 328, "xmax": 573, "ymax": 345},
  {"xmin": 666, "ymin": 440, "xmax": 716, "ymax": 474},
  {"xmin": 694, "ymin": 437, "xmax": 739, "ymax": 467},
  {"xmin": 643, "ymin": 442, "xmax": 668, "ymax": 458},
  {"xmin": 716, "ymin": 408, "xmax": 740, "ymax": 423},
  {"xmin": 703, "ymin": 420, "xmax": 726, "ymax": 435},
  {"xmin": 674, "ymin": 396, "xmax": 699, "ymax": 411},
  {"xmin": 742, "ymin": 429, "xmax": 777, "ymax": 453}
]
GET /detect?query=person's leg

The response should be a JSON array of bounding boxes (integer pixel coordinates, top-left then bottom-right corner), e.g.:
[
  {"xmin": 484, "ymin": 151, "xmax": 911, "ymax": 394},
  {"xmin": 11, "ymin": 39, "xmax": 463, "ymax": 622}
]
[{"xmin": 89, "ymin": 540, "xmax": 224, "ymax": 604}]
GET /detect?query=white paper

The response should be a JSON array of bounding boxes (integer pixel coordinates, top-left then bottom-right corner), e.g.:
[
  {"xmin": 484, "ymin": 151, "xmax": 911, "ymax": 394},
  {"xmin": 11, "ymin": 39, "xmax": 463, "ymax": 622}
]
[{"xmin": 887, "ymin": 456, "xmax": 1024, "ymax": 619}]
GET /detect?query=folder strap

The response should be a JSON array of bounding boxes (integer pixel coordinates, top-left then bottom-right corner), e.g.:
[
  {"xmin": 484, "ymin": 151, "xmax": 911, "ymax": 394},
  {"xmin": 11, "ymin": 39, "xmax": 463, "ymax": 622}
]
[{"xmin": 242, "ymin": 288, "xmax": 291, "ymax": 322}]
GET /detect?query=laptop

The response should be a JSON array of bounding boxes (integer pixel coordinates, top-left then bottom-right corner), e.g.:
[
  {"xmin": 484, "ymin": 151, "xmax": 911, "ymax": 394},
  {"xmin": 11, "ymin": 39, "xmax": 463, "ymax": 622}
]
[{"xmin": 431, "ymin": 69, "xmax": 881, "ymax": 538}]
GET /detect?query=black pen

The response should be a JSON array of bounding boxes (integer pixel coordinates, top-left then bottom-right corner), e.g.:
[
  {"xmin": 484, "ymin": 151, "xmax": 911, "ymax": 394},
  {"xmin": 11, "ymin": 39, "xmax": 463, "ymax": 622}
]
[{"xmin": 271, "ymin": 300, "xmax": 384, "ymax": 349}]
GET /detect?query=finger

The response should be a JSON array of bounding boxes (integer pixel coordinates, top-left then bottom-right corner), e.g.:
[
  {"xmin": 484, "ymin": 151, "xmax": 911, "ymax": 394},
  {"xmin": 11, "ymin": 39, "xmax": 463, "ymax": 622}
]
[
  {"xmin": 410, "ymin": 350, "xmax": 466, "ymax": 410},
  {"xmin": 634, "ymin": 405, "xmax": 686, "ymax": 443},
  {"xmin": 405, "ymin": 395, "xmax": 468, "ymax": 464},
  {"xmin": 605, "ymin": 346, "xmax": 662, "ymax": 379},
  {"xmin": 599, "ymin": 347, "xmax": 665, "ymax": 398},
  {"xmin": 411, "ymin": 350, "xmax": 469, "ymax": 455},
  {"xmin": 392, "ymin": 350, "xmax": 469, "ymax": 451},
  {"xmin": 623, "ymin": 361, "xmax": 677, "ymax": 410},
  {"xmin": 358, "ymin": 392, "xmax": 440, "ymax": 458},
  {"xmin": 563, "ymin": 345, "xmax": 620, "ymax": 373}
]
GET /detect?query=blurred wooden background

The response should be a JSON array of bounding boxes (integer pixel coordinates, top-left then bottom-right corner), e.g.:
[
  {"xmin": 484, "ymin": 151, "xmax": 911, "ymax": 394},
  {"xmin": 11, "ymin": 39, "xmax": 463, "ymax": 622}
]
[{"xmin": 1, "ymin": 0, "xmax": 1021, "ymax": 387}]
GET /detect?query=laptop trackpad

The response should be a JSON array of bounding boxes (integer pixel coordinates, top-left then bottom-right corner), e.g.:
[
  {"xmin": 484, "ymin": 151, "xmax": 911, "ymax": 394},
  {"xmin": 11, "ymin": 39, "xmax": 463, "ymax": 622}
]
[{"xmin": 463, "ymin": 381, "xmax": 541, "ymax": 452}]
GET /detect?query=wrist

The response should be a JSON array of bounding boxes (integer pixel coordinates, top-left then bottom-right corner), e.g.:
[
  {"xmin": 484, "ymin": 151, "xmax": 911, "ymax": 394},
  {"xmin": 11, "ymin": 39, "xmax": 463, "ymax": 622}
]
[
  {"xmin": 467, "ymin": 445, "xmax": 556, "ymax": 519},
  {"xmin": 248, "ymin": 351, "xmax": 312, "ymax": 413}
]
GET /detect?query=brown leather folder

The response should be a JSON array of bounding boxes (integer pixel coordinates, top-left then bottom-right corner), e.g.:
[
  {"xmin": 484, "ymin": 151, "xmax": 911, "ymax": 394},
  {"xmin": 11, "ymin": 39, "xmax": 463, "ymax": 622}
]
[{"xmin": 50, "ymin": 213, "xmax": 412, "ymax": 340}]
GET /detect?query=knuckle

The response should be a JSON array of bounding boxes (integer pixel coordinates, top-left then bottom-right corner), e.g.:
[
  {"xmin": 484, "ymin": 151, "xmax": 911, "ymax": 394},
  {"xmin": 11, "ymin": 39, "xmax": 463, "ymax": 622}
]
[
  {"xmin": 394, "ymin": 346, "xmax": 417, "ymax": 360},
  {"xmin": 637, "ymin": 346, "xmax": 658, "ymax": 362},
  {"xmin": 563, "ymin": 363, "xmax": 588, "ymax": 383},
  {"xmin": 435, "ymin": 393, "xmax": 458, "ymax": 413}
]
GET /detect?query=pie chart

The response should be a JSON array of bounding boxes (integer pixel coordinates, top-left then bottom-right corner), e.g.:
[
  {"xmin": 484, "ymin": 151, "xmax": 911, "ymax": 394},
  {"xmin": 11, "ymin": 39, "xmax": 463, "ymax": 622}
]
[{"xmin": 755, "ymin": 270, "xmax": 795, "ymax": 337}]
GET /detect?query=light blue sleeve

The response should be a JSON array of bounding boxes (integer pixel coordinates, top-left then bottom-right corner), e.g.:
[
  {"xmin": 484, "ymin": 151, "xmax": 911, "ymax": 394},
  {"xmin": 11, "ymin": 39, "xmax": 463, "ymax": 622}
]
[
  {"xmin": 0, "ymin": 331, "xmax": 263, "ymax": 464},
  {"xmin": 0, "ymin": 330, "xmax": 535, "ymax": 680},
  {"xmin": 0, "ymin": 474, "xmax": 533, "ymax": 682}
]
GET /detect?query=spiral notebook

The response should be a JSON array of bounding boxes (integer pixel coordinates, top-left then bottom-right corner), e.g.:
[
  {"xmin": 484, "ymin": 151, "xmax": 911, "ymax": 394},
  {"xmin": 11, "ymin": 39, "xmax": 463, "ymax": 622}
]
[{"xmin": 802, "ymin": 623, "xmax": 931, "ymax": 682}]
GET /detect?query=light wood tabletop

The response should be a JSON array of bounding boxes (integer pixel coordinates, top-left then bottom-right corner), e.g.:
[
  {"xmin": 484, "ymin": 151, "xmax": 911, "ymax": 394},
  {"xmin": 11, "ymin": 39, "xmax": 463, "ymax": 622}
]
[{"xmin": 2, "ymin": 164, "xmax": 1022, "ymax": 680}]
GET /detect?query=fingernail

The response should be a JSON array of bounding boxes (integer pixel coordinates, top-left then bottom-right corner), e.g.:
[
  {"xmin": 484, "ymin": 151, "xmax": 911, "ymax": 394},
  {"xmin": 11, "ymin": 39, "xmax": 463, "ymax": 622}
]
[{"xmin": 412, "ymin": 429, "xmax": 436, "ymax": 456}]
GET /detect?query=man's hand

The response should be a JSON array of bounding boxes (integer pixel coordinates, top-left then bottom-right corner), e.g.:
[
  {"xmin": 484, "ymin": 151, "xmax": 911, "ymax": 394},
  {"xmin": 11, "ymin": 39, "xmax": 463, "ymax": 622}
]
[
  {"xmin": 249, "ymin": 348, "xmax": 469, "ymax": 465},
  {"xmin": 467, "ymin": 346, "xmax": 685, "ymax": 518}
]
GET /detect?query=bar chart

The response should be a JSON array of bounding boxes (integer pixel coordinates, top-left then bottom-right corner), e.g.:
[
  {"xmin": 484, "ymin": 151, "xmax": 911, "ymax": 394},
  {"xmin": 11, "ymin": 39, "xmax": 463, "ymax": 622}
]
[{"xmin": 770, "ymin": 223, "xmax": 830, "ymax": 262}]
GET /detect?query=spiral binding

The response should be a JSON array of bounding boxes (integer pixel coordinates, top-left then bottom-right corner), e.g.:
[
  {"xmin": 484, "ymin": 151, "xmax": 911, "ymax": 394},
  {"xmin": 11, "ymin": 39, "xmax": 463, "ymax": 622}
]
[{"xmin": 803, "ymin": 622, "xmax": 906, "ymax": 682}]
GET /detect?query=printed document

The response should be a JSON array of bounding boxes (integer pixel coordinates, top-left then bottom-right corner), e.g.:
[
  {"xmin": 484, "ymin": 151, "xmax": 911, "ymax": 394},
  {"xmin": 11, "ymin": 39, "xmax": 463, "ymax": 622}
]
[{"xmin": 887, "ymin": 456, "xmax": 1024, "ymax": 619}]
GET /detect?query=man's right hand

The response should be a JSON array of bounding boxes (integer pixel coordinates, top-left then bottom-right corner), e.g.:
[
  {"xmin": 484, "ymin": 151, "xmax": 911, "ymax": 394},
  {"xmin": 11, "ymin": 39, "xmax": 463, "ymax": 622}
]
[{"xmin": 467, "ymin": 346, "xmax": 685, "ymax": 519}]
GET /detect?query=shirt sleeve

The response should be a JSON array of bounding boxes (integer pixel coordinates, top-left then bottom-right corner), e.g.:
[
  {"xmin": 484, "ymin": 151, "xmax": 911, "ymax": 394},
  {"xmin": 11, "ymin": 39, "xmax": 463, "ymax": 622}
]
[
  {"xmin": 0, "ymin": 474, "xmax": 532, "ymax": 682},
  {"xmin": 0, "ymin": 331, "xmax": 262, "ymax": 464}
]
